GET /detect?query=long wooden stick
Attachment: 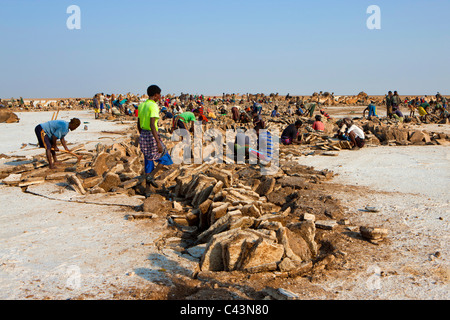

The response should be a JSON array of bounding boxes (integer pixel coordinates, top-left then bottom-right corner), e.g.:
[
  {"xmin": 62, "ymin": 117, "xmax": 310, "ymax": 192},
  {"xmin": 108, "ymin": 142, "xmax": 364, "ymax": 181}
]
[
  {"xmin": 51, "ymin": 107, "xmax": 60, "ymax": 121},
  {"xmin": 52, "ymin": 149, "xmax": 83, "ymax": 163},
  {"xmin": 61, "ymin": 149, "xmax": 83, "ymax": 162}
]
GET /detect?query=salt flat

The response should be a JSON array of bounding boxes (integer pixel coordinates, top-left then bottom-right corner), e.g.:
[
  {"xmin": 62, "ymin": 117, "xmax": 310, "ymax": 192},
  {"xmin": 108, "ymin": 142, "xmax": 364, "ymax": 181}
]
[{"xmin": 0, "ymin": 110, "xmax": 449, "ymax": 300}]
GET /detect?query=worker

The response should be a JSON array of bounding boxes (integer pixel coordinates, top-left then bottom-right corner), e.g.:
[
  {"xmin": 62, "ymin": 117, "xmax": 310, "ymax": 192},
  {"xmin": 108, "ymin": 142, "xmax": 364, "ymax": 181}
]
[{"xmin": 34, "ymin": 118, "xmax": 81, "ymax": 169}]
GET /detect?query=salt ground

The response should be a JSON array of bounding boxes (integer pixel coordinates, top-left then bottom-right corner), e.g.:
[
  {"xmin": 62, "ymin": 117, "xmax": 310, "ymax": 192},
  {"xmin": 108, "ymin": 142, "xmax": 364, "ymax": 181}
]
[
  {"xmin": 299, "ymin": 145, "xmax": 449, "ymax": 299},
  {"xmin": 0, "ymin": 110, "xmax": 449, "ymax": 300}
]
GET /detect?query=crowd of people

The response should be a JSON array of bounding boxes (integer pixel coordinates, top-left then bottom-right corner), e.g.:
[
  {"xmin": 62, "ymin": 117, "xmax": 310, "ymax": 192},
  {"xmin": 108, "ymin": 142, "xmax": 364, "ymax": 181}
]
[
  {"xmin": 383, "ymin": 91, "xmax": 448, "ymax": 123},
  {"xmin": 28, "ymin": 86, "xmax": 448, "ymax": 187},
  {"xmin": 131, "ymin": 85, "xmax": 372, "ymax": 194}
]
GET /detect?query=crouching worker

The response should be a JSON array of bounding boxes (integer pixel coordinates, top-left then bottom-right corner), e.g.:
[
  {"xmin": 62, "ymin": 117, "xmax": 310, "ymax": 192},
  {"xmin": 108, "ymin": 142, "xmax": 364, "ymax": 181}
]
[
  {"xmin": 343, "ymin": 118, "xmax": 365, "ymax": 149},
  {"xmin": 281, "ymin": 120, "xmax": 303, "ymax": 145},
  {"xmin": 363, "ymin": 101, "xmax": 378, "ymax": 118},
  {"xmin": 35, "ymin": 118, "xmax": 81, "ymax": 169},
  {"xmin": 138, "ymin": 85, "xmax": 173, "ymax": 194},
  {"xmin": 170, "ymin": 109, "xmax": 200, "ymax": 133}
]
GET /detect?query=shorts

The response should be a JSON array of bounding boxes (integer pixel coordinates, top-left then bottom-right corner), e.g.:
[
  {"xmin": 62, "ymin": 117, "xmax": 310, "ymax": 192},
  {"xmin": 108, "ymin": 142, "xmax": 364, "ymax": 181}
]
[
  {"xmin": 355, "ymin": 137, "xmax": 365, "ymax": 148},
  {"xmin": 35, "ymin": 125, "xmax": 52, "ymax": 150},
  {"xmin": 281, "ymin": 136, "xmax": 293, "ymax": 145},
  {"xmin": 418, "ymin": 107, "xmax": 427, "ymax": 116},
  {"xmin": 144, "ymin": 152, "xmax": 173, "ymax": 174},
  {"xmin": 172, "ymin": 118, "xmax": 187, "ymax": 132}
]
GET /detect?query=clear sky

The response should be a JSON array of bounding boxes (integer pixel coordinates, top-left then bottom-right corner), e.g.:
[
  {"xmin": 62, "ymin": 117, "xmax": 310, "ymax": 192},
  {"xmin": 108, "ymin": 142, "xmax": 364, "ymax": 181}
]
[{"xmin": 0, "ymin": 0, "xmax": 449, "ymax": 98}]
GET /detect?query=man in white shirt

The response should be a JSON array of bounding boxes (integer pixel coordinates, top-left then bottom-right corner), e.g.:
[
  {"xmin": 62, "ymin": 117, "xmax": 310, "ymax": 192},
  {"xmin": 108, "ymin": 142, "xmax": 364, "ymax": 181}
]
[
  {"xmin": 344, "ymin": 118, "xmax": 365, "ymax": 149},
  {"xmin": 99, "ymin": 93, "xmax": 105, "ymax": 113}
]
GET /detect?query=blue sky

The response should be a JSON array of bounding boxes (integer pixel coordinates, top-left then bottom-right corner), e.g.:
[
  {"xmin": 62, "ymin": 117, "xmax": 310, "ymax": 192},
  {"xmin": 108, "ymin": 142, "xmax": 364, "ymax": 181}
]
[{"xmin": 0, "ymin": 0, "xmax": 449, "ymax": 98}]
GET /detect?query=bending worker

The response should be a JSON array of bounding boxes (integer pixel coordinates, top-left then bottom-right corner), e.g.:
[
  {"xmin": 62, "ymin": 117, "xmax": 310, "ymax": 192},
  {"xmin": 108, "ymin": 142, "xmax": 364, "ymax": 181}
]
[{"xmin": 35, "ymin": 118, "xmax": 81, "ymax": 169}]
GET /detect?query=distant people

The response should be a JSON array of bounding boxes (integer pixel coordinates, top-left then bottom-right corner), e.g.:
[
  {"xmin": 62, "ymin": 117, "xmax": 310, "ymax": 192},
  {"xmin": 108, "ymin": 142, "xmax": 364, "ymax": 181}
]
[
  {"xmin": 392, "ymin": 91, "xmax": 402, "ymax": 112},
  {"xmin": 287, "ymin": 104, "xmax": 293, "ymax": 116},
  {"xmin": 440, "ymin": 95, "xmax": 447, "ymax": 109},
  {"xmin": 94, "ymin": 105, "xmax": 100, "ymax": 119},
  {"xmin": 105, "ymin": 95, "xmax": 111, "ymax": 112},
  {"xmin": 239, "ymin": 110, "xmax": 252, "ymax": 123},
  {"xmin": 109, "ymin": 94, "xmax": 115, "ymax": 113},
  {"xmin": 34, "ymin": 118, "xmax": 81, "ymax": 169},
  {"xmin": 417, "ymin": 102, "xmax": 429, "ymax": 122},
  {"xmin": 336, "ymin": 119, "xmax": 350, "ymax": 141},
  {"xmin": 386, "ymin": 91, "xmax": 394, "ymax": 118},
  {"xmin": 253, "ymin": 102, "xmax": 262, "ymax": 115},
  {"xmin": 252, "ymin": 110, "xmax": 265, "ymax": 128},
  {"xmin": 312, "ymin": 115, "xmax": 325, "ymax": 132},
  {"xmin": 270, "ymin": 106, "xmax": 280, "ymax": 117},
  {"xmin": 206, "ymin": 108, "xmax": 216, "ymax": 121},
  {"xmin": 198, "ymin": 109, "xmax": 209, "ymax": 124},
  {"xmin": 99, "ymin": 93, "xmax": 105, "ymax": 113},
  {"xmin": 320, "ymin": 108, "xmax": 332, "ymax": 121},
  {"xmin": 408, "ymin": 98, "xmax": 418, "ymax": 117},
  {"xmin": 219, "ymin": 105, "xmax": 227, "ymax": 116},
  {"xmin": 231, "ymin": 106, "xmax": 239, "ymax": 122},
  {"xmin": 307, "ymin": 103, "xmax": 316, "ymax": 118},
  {"xmin": 363, "ymin": 101, "xmax": 378, "ymax": 118},
  {"xmin": 137, "ymin": 85, "xmax": 173, "ymax": 192},
  {"xmin": 281, "ymin": 120, "xmax": 303, "ymax": 145},
  {"xmin": 162, "ymin": 109, "xmax": 173, "ymax": 120},
  {"xmin": 93, "ymin": 94, "xmax": 100, "ymax": 116},
  {"xmin": 174, "ymin": 105, "xmax": 183, "ymax": 115},
  {"xmin": 393, "ymin": 108, "xmax": 404, "ymax": 122},
  {"xmin": 296, "ymin": 103, "xmax": 305, "ymax": 116}
]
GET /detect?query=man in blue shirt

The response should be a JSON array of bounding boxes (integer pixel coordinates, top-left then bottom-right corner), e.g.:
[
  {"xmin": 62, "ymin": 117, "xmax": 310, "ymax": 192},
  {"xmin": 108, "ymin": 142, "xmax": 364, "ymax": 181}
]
[
  {"xmin": 35, "ymin": 118, "xmax": 81, "ymax": 169},
  {"xmin": 363, "ymin": 101, "xmax": 378, "ymax": 118}
]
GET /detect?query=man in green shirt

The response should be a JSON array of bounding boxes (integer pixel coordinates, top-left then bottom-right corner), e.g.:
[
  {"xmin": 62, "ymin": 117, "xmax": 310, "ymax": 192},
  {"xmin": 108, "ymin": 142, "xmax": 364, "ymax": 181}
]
[
  {"xmin": 171, "ymin": 109, "xmax": 200, "ymax": 133},
  {"xmin": 137, "ymin": 85, "xmax": 173, "ymax": 192}
]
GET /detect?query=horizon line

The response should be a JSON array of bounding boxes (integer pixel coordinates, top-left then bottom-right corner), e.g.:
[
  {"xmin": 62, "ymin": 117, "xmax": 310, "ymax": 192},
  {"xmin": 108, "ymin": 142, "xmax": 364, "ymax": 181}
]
[{"xmin": 1, "ymin": 92, "xmax": 446, "ymax": 100}]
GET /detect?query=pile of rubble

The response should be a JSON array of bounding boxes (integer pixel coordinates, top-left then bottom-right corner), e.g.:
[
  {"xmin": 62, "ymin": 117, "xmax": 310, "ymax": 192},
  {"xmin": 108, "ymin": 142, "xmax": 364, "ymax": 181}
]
[
  {"xmin": 156, "ymin": 162, "xmax": 328, "ymax": 274},
  {"xmin": 360, "ymin": 118, "xmax": 449, "ymax": 146},
  {"xmin": 0, "ymin": 139, "xmax": 145, "ymax": 194}
]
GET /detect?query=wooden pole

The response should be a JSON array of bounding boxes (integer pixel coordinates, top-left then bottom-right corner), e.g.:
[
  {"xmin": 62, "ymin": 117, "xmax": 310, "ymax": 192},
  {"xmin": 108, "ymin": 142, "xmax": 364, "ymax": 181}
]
[{"xmin": 52, "ymin": 149, "xmax": 83, "ymax": 163}]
